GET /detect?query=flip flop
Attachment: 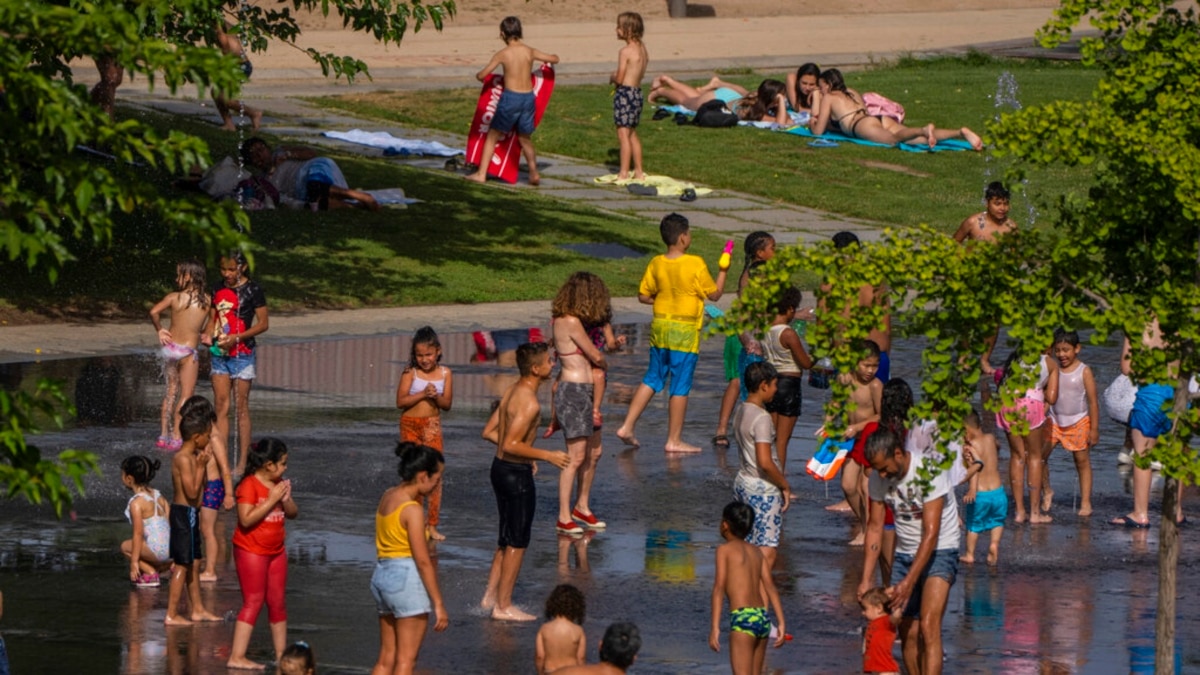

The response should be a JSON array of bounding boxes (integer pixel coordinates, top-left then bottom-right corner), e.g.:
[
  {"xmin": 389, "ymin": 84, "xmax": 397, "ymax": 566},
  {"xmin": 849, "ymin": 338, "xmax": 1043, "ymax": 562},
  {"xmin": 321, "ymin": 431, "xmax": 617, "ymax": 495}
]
[
  {"xmin": 627, "ymin": 184, "xmax": 658, "ymax": 196},
  {"xmin": 680, "ymin": 188, "xmax": 697, "ymax": 202},
  {"xmin": 652, "ymin": 108, "xmax": 672, "ymax": 121},
  {"xmin": 712, "ymin": 435, "xmax": 730, "ymax": 447},
  {"xmin": 1110, "ymin": 515, "xmax": 1150, "ymax": 529},
  {"xmin": 808, "ymin": 138, "xmax": 839, "ymax": 148},
  {"xmin": 443, "ymin": 157, "xmax": 462, "ymax": 171},
  {"xmin": 674, "ymin": 112, "xmax": 691, "ymax": 126}
]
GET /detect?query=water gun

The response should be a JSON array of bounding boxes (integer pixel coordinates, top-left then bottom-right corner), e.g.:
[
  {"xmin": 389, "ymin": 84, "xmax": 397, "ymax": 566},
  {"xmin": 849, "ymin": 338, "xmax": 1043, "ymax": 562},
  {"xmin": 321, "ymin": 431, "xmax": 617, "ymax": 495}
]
[{"xmin": 718, "ymin": 240, "xmax": 734, "ymax": 271}]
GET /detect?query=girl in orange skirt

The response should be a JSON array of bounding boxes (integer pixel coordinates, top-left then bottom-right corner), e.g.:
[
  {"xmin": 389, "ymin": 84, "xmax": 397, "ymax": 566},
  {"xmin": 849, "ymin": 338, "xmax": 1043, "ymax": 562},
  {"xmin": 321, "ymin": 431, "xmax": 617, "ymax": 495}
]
[{"xmin": 396, "ymin": 326, "xmax": 454, "ymax": 541}]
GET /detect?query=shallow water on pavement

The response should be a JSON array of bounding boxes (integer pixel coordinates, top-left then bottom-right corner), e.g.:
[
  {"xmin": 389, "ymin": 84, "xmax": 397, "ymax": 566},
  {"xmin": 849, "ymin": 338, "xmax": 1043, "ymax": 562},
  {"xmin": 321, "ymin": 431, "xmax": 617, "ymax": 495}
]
[{"xmin": 0, "ymin": 326, "xmax": 1196, "ymax": 674}]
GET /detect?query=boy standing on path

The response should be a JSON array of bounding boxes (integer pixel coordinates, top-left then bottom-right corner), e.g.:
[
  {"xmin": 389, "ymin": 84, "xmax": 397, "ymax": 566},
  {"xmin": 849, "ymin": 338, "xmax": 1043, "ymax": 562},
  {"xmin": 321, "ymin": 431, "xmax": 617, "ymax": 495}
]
[
  {"xmin": 617, "ymin": 214, "xmax": 727, "ymax": 453},
  {"xmin": 611, "ymin": 12, "xmax": 648, "ymax": 180},
  {"xmin": 481, "ymin": 343, "xmax": 571, "ymax": 621},
  {"xmin": 466, "ymin": 16, "xmax": 560, "ymax": 186}
]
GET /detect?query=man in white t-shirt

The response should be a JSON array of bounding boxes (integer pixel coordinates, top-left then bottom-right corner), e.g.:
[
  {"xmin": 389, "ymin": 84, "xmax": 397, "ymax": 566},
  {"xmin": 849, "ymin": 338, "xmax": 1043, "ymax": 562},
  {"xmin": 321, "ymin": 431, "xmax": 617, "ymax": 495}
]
[{"xmin": 858, "ymin": 425, "xmax": 960, "ymax": 675}]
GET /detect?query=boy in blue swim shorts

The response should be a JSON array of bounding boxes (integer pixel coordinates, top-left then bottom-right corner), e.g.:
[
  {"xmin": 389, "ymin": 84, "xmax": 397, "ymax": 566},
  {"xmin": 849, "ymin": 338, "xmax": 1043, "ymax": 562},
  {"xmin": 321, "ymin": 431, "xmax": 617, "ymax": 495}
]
[
  {"xmin": 616, "ymin": 213, "xmax": 727, "ymax": 453},
  {"xmin": 960, "ymin": 410, "xmax": 1005, "ymax": 566},
  {"xmin": 709, "ymin": 502, "xmax": 786, "ymax": 674},
  {"xmin": 467, "ymin": 16, "xmax": 559, "ymax": 186}
]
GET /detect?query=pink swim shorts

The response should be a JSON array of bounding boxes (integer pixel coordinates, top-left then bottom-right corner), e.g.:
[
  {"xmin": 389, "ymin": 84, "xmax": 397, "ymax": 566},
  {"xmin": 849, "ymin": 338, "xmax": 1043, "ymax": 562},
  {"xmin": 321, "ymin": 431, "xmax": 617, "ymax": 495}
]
[{"xmin": 996, "ymin": 397, "xmax": 1046, "ymax": 433}]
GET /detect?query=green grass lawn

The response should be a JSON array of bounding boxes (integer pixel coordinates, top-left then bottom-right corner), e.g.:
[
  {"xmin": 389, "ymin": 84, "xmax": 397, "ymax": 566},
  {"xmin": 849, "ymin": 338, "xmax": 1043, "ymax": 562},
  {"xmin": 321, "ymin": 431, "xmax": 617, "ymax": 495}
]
[
  {"xmin": 1, "ymin": 109, "xmax": 731, "ymax": 321},
  {"xmin": 311, "ymin": 55, "xmax": 1101, "ymax": 231}
]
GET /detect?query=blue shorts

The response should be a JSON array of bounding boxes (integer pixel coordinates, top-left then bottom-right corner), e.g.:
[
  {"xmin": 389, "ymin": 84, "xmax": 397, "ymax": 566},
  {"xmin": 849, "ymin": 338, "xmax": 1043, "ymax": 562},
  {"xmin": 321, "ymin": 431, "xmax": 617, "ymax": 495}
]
[
  {"xmin": 1129, "ymin": 383, "xmax": 1174, "ymax": 439},
  {"xmin": 892, "ymin": 549, "xmax": 958, "ymax": 618},
  {"xmin": 643, "ymin": 347, "xmax": 699, "ymax": 397},
  {"xmin": 370, "ymin": 557, "xmax": 431, "ymax": 618},
  {"xmin": 210, "ymin": 352, "xmax": 257, "ymax": 380},
  {"xmin": 0, "ymin": 634, "xmax": 8, "ymax": 675},
  {"xmin": 966, "ymin": 487, "xmax": 1008, "ymax": 533},
  {"xmin": 491, "ymin": 89, "xmax": 535, "ymax": 135},
  {"xmin": 876, "ymin": 350, "xmax": 891, "ymax": 383}
]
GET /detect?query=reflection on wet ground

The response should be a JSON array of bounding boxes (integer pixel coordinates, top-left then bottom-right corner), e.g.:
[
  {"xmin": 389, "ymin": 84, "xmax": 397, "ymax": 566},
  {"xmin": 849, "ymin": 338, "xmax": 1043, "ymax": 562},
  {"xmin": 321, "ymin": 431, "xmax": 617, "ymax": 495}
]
[{"xmin": 1, "ymin": 326, "xmax": 1197, "ymax": 673}]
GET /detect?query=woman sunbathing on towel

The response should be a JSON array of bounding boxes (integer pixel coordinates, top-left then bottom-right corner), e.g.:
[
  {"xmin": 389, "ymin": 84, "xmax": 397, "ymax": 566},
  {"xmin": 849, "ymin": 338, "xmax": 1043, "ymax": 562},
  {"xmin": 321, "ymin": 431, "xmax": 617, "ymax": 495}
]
[
  {"xmin": 786, "ymin": 62, "xmax": 821, "ymax": 113},
  {"xmin": 810, "ymin": 69, "xmax": 983, "ymax": 150},
  {"xmin": 648, "ymin": 76, "xmax": 791, "ymax": 124}
]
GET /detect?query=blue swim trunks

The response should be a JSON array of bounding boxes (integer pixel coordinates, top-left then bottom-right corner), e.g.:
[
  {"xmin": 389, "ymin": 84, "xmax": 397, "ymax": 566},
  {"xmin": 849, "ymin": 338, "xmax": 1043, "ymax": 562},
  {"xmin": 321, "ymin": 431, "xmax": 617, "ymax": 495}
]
[
  {"xmin": 1129, "ymin": 383, "xmax": 1174, "ymax": 439},
  {"xmin": 966, "ymin": 487, "xmax": 1008, "ymax": 533},
  {"xmin": 730, "ymin": 606, "xmax": 771, "ymax": 639},
  {"xmin": 643, "ymin": 347, "xmax": 699, "ymax": 397},
  {"xmin": 490, "ymin": 89, "xmax": 535, "ymax": 135}
]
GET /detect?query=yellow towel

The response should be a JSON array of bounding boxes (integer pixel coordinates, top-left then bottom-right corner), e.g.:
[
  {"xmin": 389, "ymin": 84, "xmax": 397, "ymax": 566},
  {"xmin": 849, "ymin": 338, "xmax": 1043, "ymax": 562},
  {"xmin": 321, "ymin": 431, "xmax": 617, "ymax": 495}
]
[{"xmin": 594, "ymin": 174, "xmax": 714, "ymax": 197}]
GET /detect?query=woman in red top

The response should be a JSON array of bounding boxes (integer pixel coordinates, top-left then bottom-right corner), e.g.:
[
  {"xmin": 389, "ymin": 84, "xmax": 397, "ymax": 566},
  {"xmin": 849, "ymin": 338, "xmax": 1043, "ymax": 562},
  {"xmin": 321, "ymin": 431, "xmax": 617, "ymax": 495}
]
[{"xmin": 227, "ymin": 438, "xmax": 298, "ymax": 670}]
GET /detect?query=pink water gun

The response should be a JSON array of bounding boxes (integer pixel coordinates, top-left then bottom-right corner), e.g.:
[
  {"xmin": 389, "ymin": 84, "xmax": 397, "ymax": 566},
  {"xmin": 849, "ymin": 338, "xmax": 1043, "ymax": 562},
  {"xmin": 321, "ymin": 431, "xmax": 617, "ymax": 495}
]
[{"xmin": 718, "ymin": 240, "xmax": 734, "ymax": 271}]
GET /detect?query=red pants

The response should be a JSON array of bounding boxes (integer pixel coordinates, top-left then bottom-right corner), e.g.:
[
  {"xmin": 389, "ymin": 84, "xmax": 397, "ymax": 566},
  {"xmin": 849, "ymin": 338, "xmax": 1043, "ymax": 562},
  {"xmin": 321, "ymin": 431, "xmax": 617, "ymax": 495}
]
[
  {"xmin": 400, "ymin": 415, "xmax": 444, "ymax": 526},
  {"xmin": 234, "ymin": 546, "xmax": 288, "ymax": 624}
]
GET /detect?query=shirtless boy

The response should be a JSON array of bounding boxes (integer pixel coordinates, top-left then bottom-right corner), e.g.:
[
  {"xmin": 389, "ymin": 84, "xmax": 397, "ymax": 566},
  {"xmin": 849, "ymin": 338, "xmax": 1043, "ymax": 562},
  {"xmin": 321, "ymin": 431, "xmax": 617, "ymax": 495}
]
[
  {"xmin": 954, "ymin": 182, "xmax": 1017, "ymax": 243},
  {"xmin": 960, "ymin": 410, "xmax": 1005, "ymax": 566},
  {"xmin": 166, "ymin": 400, "xmax": 222, "ymax": 625},
  {"xmin": 467, "ymin": 16, "xmax": 560, "ymax": 186},
  {"xmin": 481, "ymin": 342, "xmax": 571, "ymax": 621},
  {"xmin": 829, "ymin": 340, "xmax": 882, "ymax": 545},
  {"xmin": 611, "ymin": 12, "xmax": 648, "ymax": 180},
  {"xmin": 709, "ymin": 502, "xmax": 786, "ymax": 675}
]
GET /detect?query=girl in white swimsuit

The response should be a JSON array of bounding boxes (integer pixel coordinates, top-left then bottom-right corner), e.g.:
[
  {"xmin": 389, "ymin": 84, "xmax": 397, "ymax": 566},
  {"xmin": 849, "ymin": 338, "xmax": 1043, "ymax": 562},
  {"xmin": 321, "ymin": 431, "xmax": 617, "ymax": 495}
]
[{"xmin": 120, "ymin": 455, "xmax": 172, "ymax": 586}]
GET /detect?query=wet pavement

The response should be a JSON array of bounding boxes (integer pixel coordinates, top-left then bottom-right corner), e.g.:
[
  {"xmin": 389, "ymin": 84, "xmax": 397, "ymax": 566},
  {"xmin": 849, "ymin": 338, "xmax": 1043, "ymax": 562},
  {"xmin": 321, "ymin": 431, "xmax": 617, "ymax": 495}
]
[{"xmin": 1, "ymin": 326, "xmax": 1197, "ymax": 674}]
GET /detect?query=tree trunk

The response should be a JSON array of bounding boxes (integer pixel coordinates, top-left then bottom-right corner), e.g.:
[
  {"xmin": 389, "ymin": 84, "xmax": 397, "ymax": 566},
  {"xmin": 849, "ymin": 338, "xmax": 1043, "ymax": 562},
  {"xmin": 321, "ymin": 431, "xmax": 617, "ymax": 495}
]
[{"xmin": 1155, "ymin": 476, "xmax": 1178, "ymax": 675}]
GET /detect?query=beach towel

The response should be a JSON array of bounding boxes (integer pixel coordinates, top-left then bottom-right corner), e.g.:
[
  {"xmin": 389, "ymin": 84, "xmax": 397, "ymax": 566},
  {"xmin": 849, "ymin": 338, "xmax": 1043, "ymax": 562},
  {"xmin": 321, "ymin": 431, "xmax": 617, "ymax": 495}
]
[
  {"xmin": 593, "ymin": 174, "xmax": 713, "ymax": 197},
  {"xmin": 322, "ymin": 130, "xmax": 463, "ymax": 157},
  {"xmin": 784, "ymin": 125, "xmax": 975, "ymax": 153},
  {"xmin": 363, "ymin": 188, "xmax": 422, "ymax": 206},
  {"xmin": 656, "ymin": 105, "xmax": 809, "ymax": 127}
]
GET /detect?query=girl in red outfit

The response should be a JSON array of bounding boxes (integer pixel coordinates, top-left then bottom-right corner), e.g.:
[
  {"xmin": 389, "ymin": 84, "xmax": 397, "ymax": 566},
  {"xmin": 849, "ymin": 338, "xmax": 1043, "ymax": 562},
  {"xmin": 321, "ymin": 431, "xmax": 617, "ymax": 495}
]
[{"xmin": 227, "ymin": 438, "xmax": 298, "ymax": 670}]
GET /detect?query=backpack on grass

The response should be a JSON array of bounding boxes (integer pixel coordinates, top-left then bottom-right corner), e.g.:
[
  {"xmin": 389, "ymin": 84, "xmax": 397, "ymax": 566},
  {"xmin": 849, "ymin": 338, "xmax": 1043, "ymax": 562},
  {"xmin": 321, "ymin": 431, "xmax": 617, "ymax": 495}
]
[{"xmin": 692, "ymin": 100, "xmax": 739, "ymax": 128}]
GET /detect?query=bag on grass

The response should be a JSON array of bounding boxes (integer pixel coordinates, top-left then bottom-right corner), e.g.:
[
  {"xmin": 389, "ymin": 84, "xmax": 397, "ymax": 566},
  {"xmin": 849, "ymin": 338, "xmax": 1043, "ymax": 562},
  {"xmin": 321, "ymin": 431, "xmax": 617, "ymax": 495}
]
[
  {"xmin": 863, "ymin": 92, "xmax": 906, "ymax": 123},
  {"xmin": 693, "ymin": 100, "xmax": 739, "ymax": 128}
]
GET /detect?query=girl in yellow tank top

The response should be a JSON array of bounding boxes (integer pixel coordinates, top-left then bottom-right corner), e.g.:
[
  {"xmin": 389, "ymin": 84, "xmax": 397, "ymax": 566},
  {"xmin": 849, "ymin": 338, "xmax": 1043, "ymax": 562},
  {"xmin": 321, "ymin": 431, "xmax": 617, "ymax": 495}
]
[{"xmin": 370, "ymin": 442, "xmax": 449, "ymax": 674}]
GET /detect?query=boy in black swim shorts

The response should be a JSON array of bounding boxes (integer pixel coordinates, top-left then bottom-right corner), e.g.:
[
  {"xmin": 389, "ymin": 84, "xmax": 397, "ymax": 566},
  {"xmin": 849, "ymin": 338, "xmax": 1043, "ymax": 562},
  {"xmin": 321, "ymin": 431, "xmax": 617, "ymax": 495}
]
[
  {"xmin": 611, "ymin": 12, "xmax": 648, "ymax": 180},
  {"xmin": 166, "ymin": 402, "xmax": 222, "ymax": 624},
  {"xmin": 480, "ymin": 343, "xmax": 570, "ymax": 621}
]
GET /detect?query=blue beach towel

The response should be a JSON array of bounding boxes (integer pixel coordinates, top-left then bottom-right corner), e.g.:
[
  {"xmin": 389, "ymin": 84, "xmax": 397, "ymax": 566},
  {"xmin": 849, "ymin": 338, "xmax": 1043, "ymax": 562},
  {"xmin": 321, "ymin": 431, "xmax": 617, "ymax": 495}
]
[
  {"xmin": 322, "ymin": 129, "xmax": 463, "ymax": 157},
  {"xmin": 784, "ymin": 125, "xmax": 975, "ymax": 153}
]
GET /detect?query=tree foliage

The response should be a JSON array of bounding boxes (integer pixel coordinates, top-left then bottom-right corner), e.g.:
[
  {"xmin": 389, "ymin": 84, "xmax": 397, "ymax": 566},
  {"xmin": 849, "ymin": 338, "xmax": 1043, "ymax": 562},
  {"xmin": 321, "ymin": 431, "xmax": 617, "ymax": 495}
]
[{"xmin": 0, "ymin": 0, "xmax": 453, "ymax": 514}]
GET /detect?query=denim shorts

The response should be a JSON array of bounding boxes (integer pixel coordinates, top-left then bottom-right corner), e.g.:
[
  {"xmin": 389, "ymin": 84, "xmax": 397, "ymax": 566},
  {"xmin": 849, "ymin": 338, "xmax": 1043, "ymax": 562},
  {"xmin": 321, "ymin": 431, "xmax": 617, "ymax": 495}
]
[
  {"xmin": 370, "ymin": 557, "xmax": 431, "ymax": 618},
  {"xmin": 892, "ymin": 548, "xmax": 958, "ymax": 618},
  {"xmin": 210, "ymin": 351, "xmax": 256, "ymax": 380}
]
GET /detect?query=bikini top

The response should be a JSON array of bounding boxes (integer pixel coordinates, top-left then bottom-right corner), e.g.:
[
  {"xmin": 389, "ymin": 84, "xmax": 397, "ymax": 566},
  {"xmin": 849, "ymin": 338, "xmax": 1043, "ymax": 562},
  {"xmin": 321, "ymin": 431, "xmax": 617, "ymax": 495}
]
[{"xmin": 408, "ymin": 367, "xmax": 447, "ymax": 396}]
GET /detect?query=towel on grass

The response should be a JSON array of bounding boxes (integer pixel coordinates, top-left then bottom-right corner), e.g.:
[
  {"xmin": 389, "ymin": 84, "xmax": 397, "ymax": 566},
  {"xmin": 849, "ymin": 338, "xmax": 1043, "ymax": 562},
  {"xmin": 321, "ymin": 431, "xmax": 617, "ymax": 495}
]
[
  {"xmin": 322, "ymin": 129, "xmax": 463, "ymax": 157},
  {"xmin": 364, "ymin": 188, "xmax": 422, "ymax": 206},
  {"xmin": 656, "ymin": 106, "xmax": 809, "ymax": 127},
  {"xmin": 594, "ymin": 174, "xmax": 713, "ymax": 197},
  {"xmin": 784, "ymin": 125, "xmax": 975, "ymax": 153}
]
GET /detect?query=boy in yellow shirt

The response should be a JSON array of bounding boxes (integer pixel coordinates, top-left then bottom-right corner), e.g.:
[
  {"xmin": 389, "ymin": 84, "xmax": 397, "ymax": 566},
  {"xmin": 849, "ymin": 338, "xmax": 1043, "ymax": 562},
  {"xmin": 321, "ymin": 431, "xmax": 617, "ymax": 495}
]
[{"xmin": 617, "ymin": 213, "xmax": 727, "ymax": 453}]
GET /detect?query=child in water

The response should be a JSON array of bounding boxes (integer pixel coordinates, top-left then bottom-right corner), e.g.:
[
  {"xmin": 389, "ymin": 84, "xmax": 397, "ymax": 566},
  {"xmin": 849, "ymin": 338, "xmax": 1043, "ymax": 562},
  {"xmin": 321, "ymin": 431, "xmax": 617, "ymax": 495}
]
[
  {"xmin": 120, "ymin": 455, "xmax": 172, "ymax": 587},
  {"xmin": 149, "ymin": 260, "xmax": 210, "ymax": 450},
  {"xmin": 227, "ymin": 438, "xmax": 299, "ymax": 670},
  {"xmin": 279, "ymin": 641, "xmax": 316, "ymax": 675},
  {"xmin": 536, "ymin": 584, "xmax": 587, "ymax": 674},
  {"xmin": 396, "ymin": 326, "xmax": 454, "ymax": 541},
  {"xmin": 370, "ymin": 442, "xmax": 448, "ymax": 674},
  {"xmin": 1044, "ymin": 328, "xmax": 1099, "ymax": 517},
  {"xmin": 709, "ymin": 501, "xmax": 786, "ymax": 675},
  {"xmin": 859, "ymin": 587, "xmax": 900, "ymax": 675},
  {"xmin": 960, "ymin": 409, "xmax": 1006, "ymax": 566}
]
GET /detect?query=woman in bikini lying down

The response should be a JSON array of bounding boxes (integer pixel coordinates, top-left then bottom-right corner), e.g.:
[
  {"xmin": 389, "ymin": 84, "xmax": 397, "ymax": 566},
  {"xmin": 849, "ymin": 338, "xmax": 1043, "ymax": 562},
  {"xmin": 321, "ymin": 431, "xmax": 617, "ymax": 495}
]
[
  {"xmin": 648, "ymin": 75, "xmax": 791, "ymax": 124},
  {"xmin": 809, "ymin": 68, "xmax": 983, "ymax": 150}
]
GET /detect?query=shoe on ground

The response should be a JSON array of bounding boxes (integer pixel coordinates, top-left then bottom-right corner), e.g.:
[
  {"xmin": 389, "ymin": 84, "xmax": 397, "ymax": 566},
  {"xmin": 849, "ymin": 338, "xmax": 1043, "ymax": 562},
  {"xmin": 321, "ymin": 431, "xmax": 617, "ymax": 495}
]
[
  {"xmin": 556, "ymin": 520, "xmax": 584, "ymax": 535},
  {"xmin": 135, "ymin": 572, "xmax": 161, "ymax": 588},
  {"xmin": 572, "ymin": 509, "xmax": 606, "ymax": 530},
  {"xmin": 155, "ymin": 436, "xmax": 170, "ymax": 449}
]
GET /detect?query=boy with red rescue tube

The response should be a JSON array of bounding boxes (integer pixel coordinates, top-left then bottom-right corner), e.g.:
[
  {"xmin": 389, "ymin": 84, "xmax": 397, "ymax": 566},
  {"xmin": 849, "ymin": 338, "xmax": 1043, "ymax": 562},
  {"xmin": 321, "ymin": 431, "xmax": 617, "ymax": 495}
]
[{"xmin": 467, "ymin": 16, "xmax": 559, "ymax": 186}]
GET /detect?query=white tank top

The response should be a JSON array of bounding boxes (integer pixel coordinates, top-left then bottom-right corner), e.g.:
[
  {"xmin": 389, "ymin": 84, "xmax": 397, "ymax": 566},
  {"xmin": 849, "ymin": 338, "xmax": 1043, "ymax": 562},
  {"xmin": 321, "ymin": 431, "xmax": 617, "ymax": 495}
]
[
  {"xmin": 1051, "ymin": 361, "xmax": 1089, "ymax": 426},
  {"xmin": 764, "ymin": 324, "xmax": 802, "ymax": 374}
]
